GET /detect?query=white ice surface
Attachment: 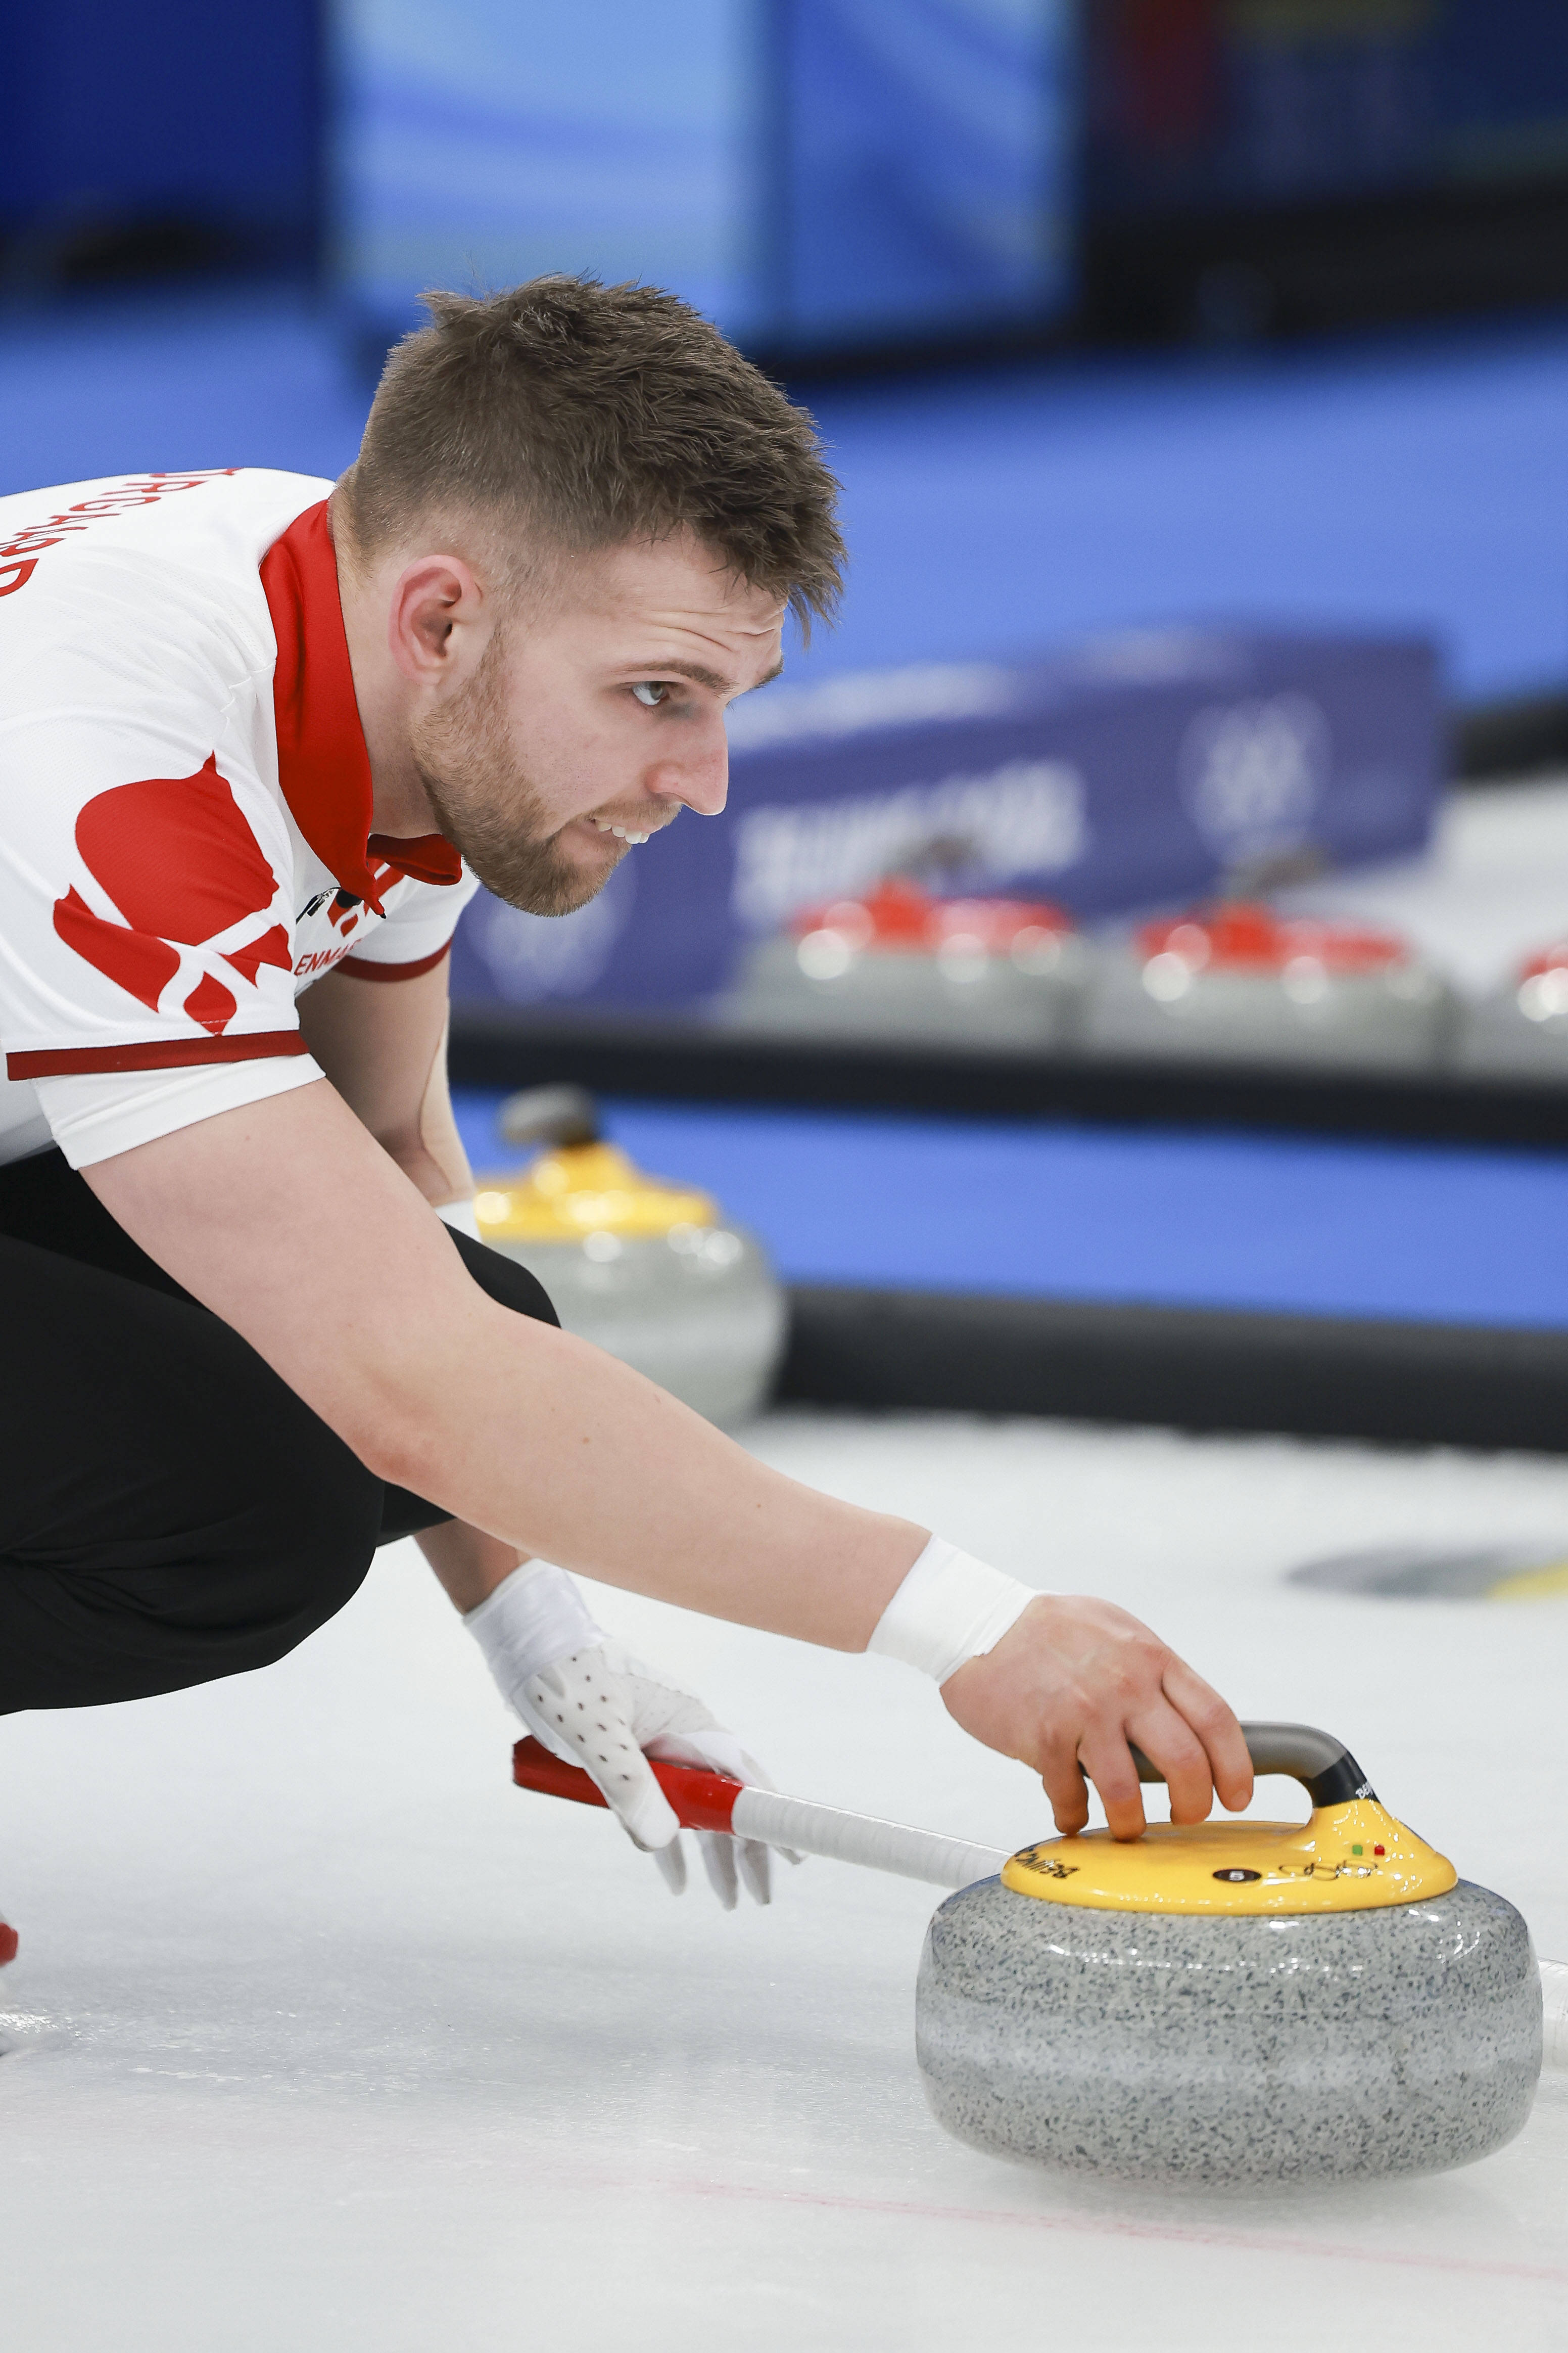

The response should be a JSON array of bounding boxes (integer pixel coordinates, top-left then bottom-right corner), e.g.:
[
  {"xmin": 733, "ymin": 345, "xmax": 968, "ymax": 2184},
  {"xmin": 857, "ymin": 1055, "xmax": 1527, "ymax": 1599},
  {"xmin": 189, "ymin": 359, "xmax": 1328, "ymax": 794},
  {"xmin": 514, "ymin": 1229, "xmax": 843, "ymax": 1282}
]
[{"xmin": 4, "ymin": 1410, "xmax": 1568, "ymax": 2352}]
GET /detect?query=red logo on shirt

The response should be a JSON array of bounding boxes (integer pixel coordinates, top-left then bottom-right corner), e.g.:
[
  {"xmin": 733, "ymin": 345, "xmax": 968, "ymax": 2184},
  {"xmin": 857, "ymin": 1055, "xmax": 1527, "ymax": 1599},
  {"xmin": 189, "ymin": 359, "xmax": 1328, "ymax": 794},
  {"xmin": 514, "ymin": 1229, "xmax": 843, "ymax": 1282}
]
[{"xmin": 53, "ymin": 755, "xmax": 289, "ymax": 1035}]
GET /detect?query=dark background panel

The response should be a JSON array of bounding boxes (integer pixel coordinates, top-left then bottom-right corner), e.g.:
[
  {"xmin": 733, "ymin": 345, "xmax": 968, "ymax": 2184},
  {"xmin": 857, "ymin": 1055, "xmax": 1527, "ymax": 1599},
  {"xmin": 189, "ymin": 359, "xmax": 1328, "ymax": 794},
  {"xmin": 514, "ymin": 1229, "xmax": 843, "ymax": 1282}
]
[{"xmin": 0, "ymin": 0, "xmax": 322, "ymax": 285}]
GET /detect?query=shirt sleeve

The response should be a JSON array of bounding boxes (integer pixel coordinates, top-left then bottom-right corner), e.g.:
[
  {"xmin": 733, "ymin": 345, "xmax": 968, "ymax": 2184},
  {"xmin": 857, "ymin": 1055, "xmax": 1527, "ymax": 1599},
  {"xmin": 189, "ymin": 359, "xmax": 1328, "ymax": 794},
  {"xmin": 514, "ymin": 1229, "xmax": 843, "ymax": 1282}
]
[
  {"xmin": 0, "ymin": 578, "xmax": 310, "ymax": 1164},
  {"xmin": 33, "ymin": 1052, "xmax": 325, "ymax": 1171}
]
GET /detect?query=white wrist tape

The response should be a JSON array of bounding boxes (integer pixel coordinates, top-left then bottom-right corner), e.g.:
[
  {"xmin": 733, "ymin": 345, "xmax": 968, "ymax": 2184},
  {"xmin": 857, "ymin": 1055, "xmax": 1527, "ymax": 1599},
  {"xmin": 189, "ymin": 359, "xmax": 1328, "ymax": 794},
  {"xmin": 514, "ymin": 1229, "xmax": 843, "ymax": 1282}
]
[
  {"xmin": 866, "ymin": 1535, "xmax": 1036, "ymax": 1687},
  {"xmin": 437, "ymin": 1198, "xmax": 482, "ymax": 1242},
  {"xmin": 464, "ymin": 1561, "xmax": 606, "ymax": 1702}
]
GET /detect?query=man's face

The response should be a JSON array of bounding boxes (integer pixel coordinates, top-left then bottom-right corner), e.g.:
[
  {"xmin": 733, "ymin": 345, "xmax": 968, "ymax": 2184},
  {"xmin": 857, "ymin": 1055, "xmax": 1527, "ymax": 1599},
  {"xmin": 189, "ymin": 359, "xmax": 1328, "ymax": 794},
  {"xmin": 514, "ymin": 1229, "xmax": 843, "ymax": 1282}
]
[{"xmin": 409, "ymin": 533, "xmax": 786, "ymax": 915}]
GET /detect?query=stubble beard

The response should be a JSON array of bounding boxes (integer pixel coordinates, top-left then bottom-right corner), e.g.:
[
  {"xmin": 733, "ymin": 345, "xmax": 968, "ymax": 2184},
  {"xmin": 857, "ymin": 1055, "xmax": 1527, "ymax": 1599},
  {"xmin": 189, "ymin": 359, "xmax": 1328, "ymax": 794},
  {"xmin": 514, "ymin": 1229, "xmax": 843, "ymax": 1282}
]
[{"xmin": 409, "ymin": 635, "xmax": 622, "ymax": 918}]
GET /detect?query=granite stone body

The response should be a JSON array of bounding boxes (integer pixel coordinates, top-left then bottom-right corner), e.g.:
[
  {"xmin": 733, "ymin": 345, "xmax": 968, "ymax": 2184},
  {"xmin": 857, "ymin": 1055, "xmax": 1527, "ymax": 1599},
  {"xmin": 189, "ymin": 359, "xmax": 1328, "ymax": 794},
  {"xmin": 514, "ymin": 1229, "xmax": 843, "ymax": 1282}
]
[
  {"xmin": 916, "ymin": 1876, "xmax": 1542, "ymax": 2185},
  {"xmin": 1457, "ymin": 982, "xmax": 1568, "ymax": 1077},
  {"xmin": 1081, "ymin": 955, "xmax": 1454, "ymax": 1072},
  {"xmin": 728, "ymin": 934, "xmax": 1087, "ymax": 1050}
]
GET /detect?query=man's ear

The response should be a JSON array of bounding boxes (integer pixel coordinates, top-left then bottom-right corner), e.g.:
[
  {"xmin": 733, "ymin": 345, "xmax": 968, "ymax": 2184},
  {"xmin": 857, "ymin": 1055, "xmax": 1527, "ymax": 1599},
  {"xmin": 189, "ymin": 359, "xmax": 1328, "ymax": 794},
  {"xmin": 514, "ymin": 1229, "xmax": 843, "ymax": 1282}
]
[{"xmin": 387, "ymin": 555, "xmax": 488, "ymax": 686}]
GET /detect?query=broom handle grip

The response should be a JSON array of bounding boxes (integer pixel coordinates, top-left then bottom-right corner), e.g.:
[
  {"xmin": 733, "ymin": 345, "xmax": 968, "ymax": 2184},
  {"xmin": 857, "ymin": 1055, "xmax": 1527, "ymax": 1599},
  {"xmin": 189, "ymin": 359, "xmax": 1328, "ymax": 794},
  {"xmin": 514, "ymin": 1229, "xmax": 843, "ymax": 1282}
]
[{"xmin": 511, "ymin": 1737, "xmax": 1008, "ymax": 1890}]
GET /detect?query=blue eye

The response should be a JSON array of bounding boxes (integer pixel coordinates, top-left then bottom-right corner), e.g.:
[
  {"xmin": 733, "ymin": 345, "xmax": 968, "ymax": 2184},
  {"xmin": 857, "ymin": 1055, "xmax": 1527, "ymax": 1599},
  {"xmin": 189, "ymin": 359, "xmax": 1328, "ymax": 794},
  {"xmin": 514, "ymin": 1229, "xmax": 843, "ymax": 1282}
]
[{"xmin": 631, "ymin": 681, "xmax": 670, "ymax": 708}]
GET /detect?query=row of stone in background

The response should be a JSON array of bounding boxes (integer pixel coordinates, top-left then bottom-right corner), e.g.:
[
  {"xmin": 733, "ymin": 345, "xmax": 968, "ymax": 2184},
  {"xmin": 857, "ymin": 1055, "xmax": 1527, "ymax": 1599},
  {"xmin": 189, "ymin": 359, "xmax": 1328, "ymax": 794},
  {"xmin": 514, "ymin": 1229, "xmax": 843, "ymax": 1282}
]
[{"xmin": 721, "ymin": 881, "xmax": 1568, "ymax": 1080}]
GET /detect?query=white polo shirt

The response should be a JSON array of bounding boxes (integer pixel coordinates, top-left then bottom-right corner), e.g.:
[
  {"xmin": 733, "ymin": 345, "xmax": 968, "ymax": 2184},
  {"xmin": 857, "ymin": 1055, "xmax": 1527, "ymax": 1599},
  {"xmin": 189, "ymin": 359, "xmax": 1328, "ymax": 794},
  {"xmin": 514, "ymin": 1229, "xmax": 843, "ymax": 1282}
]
[{"xmin": 0, "ymin": 468, "xmax": 479, "ymax": 1169}]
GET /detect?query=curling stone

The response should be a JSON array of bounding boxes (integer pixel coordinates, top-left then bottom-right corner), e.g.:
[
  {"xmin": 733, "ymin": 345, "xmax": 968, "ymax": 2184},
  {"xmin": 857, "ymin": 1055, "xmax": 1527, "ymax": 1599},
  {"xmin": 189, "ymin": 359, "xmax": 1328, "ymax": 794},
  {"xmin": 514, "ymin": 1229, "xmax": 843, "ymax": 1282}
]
[
  {"xmin": 917, "ymin": 1723, "xmax": 1542, "ymax": 2186},
  {"xmin": 1082, "ymin": 903, "xmax": 1454, "ymax": 1072},
  {"xmin": 513, "ymin": 1726, "xmax": 1562, "ymax": 2180},
  {"xmin": 725, "ymin": 879, "xmax": 1087, "ymax": 1049},
  {"xmin": 1456, "ymin": 939, "xmax": 1568, "ymax": 1078},
  {"xmin": 473, "ymin": 1087, "xmax": 786, "ymax": 1428}
]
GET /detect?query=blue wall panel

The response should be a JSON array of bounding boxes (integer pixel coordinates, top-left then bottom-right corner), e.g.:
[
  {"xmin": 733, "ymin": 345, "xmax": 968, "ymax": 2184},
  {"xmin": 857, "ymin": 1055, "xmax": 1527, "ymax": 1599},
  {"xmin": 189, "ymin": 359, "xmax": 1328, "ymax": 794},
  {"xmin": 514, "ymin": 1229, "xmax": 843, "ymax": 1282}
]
[
  {"xmin": 331, "ymin": 0, "xmax": 771, "ymax": 340},
  {"xmin": 780, "ymin": 0, "xmax": 1074, "ymax": 341},
  {"xmin": 329, "ymin": 0, "xmax": 1076, "ymax": 353},
  {"xmin": 0, "ymin": 3, "xmax": 319, "ymax": 257}
]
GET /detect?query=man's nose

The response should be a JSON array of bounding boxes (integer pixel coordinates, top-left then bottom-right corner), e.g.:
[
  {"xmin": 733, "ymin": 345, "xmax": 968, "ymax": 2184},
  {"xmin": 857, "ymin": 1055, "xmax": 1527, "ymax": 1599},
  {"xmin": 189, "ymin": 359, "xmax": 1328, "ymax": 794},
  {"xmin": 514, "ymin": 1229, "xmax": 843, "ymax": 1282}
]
[{"xmin": 648, "ymin": 730, "xmax": 728, "ymax": 818}]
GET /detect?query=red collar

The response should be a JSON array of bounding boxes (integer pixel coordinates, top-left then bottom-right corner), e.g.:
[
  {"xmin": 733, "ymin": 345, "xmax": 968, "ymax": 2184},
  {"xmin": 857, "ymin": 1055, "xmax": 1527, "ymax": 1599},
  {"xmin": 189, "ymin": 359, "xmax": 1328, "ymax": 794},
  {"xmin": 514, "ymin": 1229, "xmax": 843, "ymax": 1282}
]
[{"xmin": 260, "ymin": 501, "xmax": 464, "ymax": 912}]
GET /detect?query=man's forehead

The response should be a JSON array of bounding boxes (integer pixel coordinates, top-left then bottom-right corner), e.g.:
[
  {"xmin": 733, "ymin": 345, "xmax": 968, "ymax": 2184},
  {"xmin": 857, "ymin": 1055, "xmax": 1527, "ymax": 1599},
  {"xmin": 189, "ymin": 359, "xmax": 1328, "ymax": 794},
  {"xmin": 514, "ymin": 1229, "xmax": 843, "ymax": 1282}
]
[{"xmin": 576, "ymin": 535, "xmax": 784, "ymax": 633}]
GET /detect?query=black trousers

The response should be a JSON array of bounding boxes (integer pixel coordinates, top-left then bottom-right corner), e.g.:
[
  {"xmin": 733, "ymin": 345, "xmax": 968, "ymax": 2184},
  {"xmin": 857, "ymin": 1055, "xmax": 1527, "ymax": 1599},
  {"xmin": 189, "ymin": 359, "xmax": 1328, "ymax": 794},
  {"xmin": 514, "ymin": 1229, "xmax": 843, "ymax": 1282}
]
[{"xmin": 0, "ymin": 1149, "xmax": 557, "ymax": 1713}]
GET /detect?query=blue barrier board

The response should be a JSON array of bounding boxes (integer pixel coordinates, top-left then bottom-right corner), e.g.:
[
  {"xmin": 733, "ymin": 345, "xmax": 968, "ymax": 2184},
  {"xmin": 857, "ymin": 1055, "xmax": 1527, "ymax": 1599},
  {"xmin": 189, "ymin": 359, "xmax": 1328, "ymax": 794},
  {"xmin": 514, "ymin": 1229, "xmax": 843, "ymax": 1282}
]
[
  {"xmin": 452, "ymin": 628, "xmax": 1442, "ymax": 1016},
  {"xmin": 453, "ymin": 1090, "xmax": 1568, "ymax": 1332}
]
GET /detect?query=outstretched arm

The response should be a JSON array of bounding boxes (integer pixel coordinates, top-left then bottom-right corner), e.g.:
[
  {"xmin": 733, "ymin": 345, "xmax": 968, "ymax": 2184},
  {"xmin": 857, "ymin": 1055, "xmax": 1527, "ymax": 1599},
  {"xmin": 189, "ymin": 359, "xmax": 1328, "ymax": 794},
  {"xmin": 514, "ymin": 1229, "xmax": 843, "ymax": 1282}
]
[{"xmin": 85, "ymin": 1077, "xmax": 1250, "ymax": 1835}]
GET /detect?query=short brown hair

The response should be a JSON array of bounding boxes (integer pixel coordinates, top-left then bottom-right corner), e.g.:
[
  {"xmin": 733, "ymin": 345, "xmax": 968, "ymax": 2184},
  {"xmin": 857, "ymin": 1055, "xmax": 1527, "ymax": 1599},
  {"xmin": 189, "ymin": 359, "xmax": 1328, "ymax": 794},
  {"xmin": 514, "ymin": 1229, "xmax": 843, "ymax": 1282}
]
[{"xmin": 338, "ymin": 277, "xmax": 844, "ymax": 635}]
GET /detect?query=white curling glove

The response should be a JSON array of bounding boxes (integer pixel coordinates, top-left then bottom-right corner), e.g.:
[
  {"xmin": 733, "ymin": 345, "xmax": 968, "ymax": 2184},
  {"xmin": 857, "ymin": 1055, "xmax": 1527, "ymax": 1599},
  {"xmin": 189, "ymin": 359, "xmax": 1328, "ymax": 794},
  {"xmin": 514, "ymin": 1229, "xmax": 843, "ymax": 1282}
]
[{"xmin": 465, "ymin": 1561, "xmax": 795, "ymax": 1908}]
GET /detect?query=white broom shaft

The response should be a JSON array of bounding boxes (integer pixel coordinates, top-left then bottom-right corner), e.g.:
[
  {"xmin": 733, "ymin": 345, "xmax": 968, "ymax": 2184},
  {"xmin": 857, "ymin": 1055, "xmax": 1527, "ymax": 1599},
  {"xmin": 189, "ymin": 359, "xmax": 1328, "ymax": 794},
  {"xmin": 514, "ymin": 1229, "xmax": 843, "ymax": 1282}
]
[
  {"xmin": 731, "ymin": 1785, "xmax": 1009, "ymax": 1890},
  {"xmin": 510, "ymin": 1735, "xmax": 1009, "ymax": 1888}
]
